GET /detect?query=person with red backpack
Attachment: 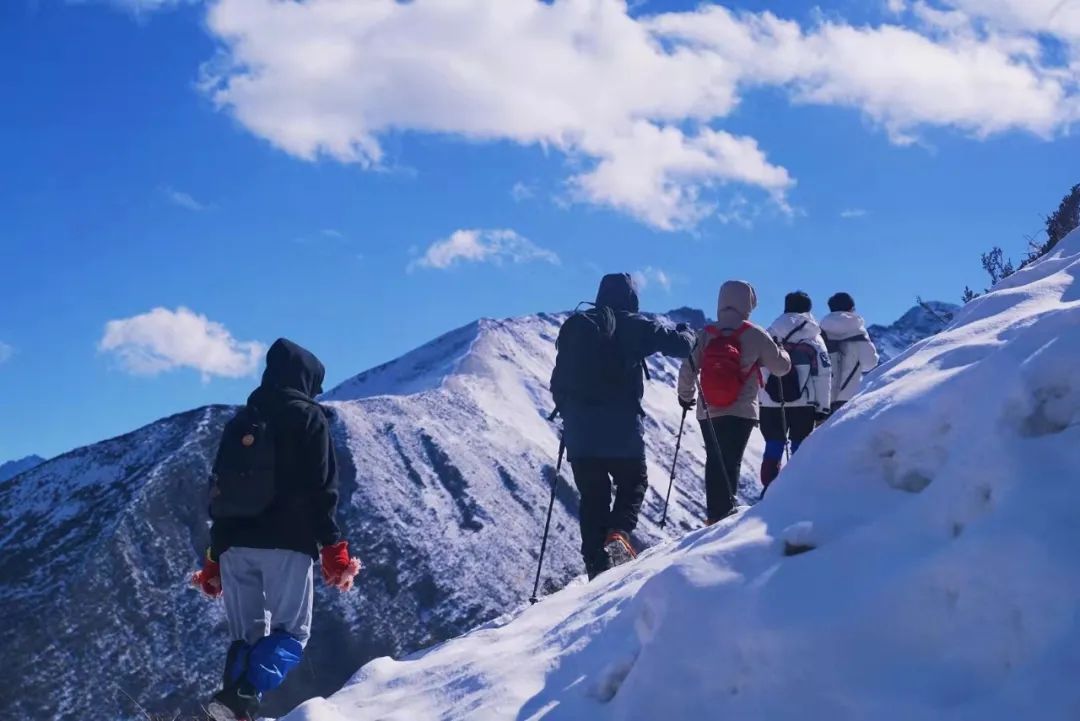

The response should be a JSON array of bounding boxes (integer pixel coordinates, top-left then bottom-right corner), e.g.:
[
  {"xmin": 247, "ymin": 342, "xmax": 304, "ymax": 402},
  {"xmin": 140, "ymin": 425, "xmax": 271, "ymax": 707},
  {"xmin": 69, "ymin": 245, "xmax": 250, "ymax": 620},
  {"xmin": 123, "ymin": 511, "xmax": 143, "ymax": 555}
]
[
  {"xmin": 677, "ymin": 281, "xmax": 790, "ymax": 524},
  {"xmin": 759, "ymin": 291, "xmax": 833, "ymax": 492}
]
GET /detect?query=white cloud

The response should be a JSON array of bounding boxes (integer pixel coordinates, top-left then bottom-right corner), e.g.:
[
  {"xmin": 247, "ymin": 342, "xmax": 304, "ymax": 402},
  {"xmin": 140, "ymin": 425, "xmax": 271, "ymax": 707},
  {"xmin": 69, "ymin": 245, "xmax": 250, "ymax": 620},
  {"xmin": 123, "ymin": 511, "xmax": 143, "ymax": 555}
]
[
  {"xmin": 840, "ymin": 208, "xmax": 869, "ymax": 219},
  {"xmin": 99, "ymin": 307, "xmax": 265, "ymax": 380},
  {"xmin": 410, "ymin": 229, "xmax": 559, "ymax": 271},
  {"xmin": 321, "ymin": 228, "xmax": 345, "ymax": 239},
  {"xmin": 0, "ymin": 342, "xmax": 12, "ymax": 365},
  {"xmin": 936, "ymin": 0, "xmax": 1080, "ymax": 40},
  {"xmin": 94, "ymin": 0, "xmax": 196, "ymax": 16},
  {"xmin": 195, "ymin": 0, "xmax": 1079, "ymax": 230},
  {"xmin": 510, "ymin": 182, "xmax": 535, "ymax": 202},
  {"xmin": 633, "ymin": 267, "xmax": 673, "ymax": 292},
  {"xmin": 161, "ymin": 186, "xmax": 208, "ymax": 211}
]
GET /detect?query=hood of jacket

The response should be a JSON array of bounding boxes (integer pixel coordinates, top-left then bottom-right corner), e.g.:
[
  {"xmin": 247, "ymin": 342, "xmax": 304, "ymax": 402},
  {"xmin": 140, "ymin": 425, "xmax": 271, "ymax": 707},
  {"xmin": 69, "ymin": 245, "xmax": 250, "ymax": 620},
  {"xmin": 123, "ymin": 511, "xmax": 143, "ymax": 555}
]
[
  {"xmin": 595, "ymin": 273, "xmax": 640, "ymax": 313},
  {"xmin": 769, "ymin": 312, "xmax": 821, "ymax": 343},
  {"xmin": 715, "ymin": 280, "xmax": 757, "ymax": 323},
  {"xmin": 820, "ymin": 311, "xmax": 868, "ymax": 340},
  {"xmin": 259, "ymin": 338, "xmax": 326, "ymax": 399}
]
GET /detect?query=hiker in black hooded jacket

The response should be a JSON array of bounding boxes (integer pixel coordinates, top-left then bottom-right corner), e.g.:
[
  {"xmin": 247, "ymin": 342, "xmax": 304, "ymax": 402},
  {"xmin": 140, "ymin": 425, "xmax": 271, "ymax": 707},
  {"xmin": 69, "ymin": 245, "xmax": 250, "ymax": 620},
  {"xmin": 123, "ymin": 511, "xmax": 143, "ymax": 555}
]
[
  {"xmin": 550, "ymin": 274, "xmax": 694, "ymax": 579},
  {"xmin": 210, "ymin": 338, "xmax": 341, "ymax": 560},
  {"xmin": 192, "ymin": 338, "xmax": 360, "ymax": 721}
]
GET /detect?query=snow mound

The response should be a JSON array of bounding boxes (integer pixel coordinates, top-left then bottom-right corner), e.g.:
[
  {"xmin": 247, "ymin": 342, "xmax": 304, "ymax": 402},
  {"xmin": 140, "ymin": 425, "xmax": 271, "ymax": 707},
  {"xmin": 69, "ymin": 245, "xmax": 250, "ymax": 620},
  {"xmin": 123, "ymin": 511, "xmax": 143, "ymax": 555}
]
[{"xmin": 284, "ymin": 230, "xmax": 1080, "ymax": 721}]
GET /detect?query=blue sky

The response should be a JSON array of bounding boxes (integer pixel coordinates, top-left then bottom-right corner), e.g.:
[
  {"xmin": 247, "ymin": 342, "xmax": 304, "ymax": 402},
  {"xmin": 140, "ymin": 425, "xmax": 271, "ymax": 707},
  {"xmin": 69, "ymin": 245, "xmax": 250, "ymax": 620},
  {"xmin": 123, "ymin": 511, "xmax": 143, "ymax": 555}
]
[{"xmin": 2, "ymin": 0, "xmax": 1079, "ymax": 461}]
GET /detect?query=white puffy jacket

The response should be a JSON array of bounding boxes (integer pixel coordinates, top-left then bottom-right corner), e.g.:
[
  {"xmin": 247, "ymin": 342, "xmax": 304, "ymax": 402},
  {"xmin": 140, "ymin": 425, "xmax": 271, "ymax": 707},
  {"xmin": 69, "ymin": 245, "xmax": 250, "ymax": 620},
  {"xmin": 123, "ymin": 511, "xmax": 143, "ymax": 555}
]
[
  {"xmin": 759, "ymin": 313, "xmax": 832, "ymax": 412},
  {"xmin": 820, "ymin": 311, "xmax": 879, "ymax": 405}
]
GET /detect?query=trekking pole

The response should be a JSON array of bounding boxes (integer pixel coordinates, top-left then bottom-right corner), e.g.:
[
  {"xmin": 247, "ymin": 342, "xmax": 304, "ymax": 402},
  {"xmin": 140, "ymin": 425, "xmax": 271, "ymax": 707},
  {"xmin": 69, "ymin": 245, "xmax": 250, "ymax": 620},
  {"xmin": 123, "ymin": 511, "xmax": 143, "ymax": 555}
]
[
  {"xmin": 779, "ymin": 394, "xmax": 792, "ymax": 464},
  {"xmin": 530, "ymin": 433, "xmax": 565, "ymax": 605},
  {"xmin": 687, "ymin": 355, "xmax": 736, "ymax": 508},
  {"xmin": 659, "ymin": 406, "xmax": 689, "ymax": 529}
]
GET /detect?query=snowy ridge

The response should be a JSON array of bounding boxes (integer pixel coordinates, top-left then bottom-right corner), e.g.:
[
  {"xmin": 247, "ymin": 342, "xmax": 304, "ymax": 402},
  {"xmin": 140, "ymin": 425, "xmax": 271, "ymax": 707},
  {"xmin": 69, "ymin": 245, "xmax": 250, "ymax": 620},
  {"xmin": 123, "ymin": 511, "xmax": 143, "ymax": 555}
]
[
  {"xmin": 868, "ymin": 300, "xmax": 959, "ymax": 363},
  {"xmin": 281, "ymin": 231, "xmax": 1080, "ymax": 721},
  {"xmin": 0, "ymin": 454, "xmax": 45, "ymax": 482},
  {"xmin": 0, "ymin": 311, "xmax": 755, "ymax": 721},
  {"xmin": 0, "ymin": 302, "xmax": 948, "ymax": 720},
  {"xmin": 324, "ymin": 320, "xmax": 484, "ymax": 400}
]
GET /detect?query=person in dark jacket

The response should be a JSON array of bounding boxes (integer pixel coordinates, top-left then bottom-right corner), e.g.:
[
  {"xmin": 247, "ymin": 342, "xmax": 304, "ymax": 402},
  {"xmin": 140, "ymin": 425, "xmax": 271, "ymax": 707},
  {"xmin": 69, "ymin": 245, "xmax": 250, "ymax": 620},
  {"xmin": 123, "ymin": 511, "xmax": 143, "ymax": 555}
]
[
  {"xmin": 192, "ymin": 339, "xmax": 361, "ymax": 721},
  {"xmin": 550, "ymin": 274, "xmax": 694, "ymax": 579}
]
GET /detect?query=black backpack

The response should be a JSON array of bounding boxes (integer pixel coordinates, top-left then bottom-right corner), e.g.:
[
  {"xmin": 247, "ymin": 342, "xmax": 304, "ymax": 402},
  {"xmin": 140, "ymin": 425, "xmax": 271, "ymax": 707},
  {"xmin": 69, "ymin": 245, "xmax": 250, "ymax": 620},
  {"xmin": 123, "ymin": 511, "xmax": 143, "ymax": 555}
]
[
  {"xmin": 765, "ymin": 321, "xmax": 818, "ymax": 404},
  {"xmin": 208, "ymin": 405, "xmax": 277, "ymax": 520},
  {"xmin": 553, "ymin": 305, "xmax": 636, "ymax": 408}
]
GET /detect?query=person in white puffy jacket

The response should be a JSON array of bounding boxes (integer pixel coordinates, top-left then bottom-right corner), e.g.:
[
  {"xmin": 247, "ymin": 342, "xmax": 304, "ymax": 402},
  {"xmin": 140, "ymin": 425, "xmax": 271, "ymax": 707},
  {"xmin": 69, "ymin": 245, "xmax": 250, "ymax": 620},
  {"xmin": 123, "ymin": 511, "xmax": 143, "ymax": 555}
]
[
  {"xmin": 820, "ymin": 292, "xmax": 879, "ymax": 411},
  {"xmin": 758, "ymin": 291, "xmax": 832, "ymax": 491}
]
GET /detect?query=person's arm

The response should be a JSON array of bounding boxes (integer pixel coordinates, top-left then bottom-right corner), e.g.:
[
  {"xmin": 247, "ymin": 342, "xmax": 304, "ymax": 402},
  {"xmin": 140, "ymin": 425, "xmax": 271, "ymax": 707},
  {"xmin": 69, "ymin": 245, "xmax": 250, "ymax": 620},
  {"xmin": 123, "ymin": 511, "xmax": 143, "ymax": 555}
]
[
  {"xmin": 860, "ymin": 336, "xmax": 880, "ymax": 373},
  {"xmin": 549, "ymin": 322, "xmax": 571, "ymax": 412},
  {"xmin": 304, "ymin": 407, "xmax": 342, "ymax": 548},
  {"xmin": 757, "ymin": 328, "xmax": 792, "ymax": 377},
  {"xmin": 209, "ymin": 524, "xmax": 223, "ymax": 563},
  {"xmin": 812, "ymin": 338, "xmax": 833, "ymax": 416},
  {"xmin": 637, "ymin": 317, "xmax": 695, "ymax": 360},
  {"xmin": 677, "ymin": 332, "xmax": 704, "ymax": 404}
]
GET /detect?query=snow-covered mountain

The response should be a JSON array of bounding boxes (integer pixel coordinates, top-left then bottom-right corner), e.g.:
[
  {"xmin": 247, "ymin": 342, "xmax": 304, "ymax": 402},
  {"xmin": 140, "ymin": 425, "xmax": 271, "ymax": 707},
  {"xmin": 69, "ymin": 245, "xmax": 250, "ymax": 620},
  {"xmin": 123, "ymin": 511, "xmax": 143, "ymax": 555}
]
[
  {"xmin": 0, "ymin": 454, "xmax": 45, "ymax": 482},
  {"xmin": 0, "ymin": 311, "xmax": 749, "ymax": 721},
  {"xmin": 279, "ymin": 231, "xmax": 1080, "ymax": 721},
  {"xmin": 0, "ymin": 301, "xmax": 947, "ymax": 721},
  {"xmin": 869, "ymin": 300, "xmax": 959, "ymax": 363}
]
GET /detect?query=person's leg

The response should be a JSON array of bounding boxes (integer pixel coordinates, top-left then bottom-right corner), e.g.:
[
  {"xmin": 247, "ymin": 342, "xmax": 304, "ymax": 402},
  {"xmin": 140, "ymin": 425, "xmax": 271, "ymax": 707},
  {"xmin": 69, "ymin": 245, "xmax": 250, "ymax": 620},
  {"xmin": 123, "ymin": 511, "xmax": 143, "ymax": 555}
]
[
  {"xmin": 759, "ymin": 408, "xmax": 786, "ymax": 491},
  {"xmin": 219, "ymin": 548, "xmax": 268, "ymax": 691},
  {"xmin": 211, "ymin": 548, "xmax": 270, "ymax": 718},
  {"xmin": 609, "ymin": 457, "xmax": 648, "ymax": 536},
  {"xmin": 717, "ymin": 417, "xmax": 755, "ymax": 508},
  {"xmin": 570, "ymin": 459, "xmax": 613, "ymax": 579},
  {"xmin": 699, "ymin": 418, "xmax": 730, "ymax": 521},
  {"xmin": 244, "ymin": 549, "xmax": 313, "ymax": 695},
  {"xmin": 788, "ymin": 407, "xmax": 817, "ymax": 453}
]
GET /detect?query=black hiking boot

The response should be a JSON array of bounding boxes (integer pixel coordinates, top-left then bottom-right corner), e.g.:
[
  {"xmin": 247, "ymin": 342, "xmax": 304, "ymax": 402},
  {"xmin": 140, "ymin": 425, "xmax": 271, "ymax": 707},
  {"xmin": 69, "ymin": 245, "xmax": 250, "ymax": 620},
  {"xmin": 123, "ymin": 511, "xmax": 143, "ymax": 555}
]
[
  {"xmin": 585, "ymin": 549, "xmax": 612, "ymax": 581},
  {"xmin": 206, "ymin": 681, "xmax": 260, "ymax": 721}
]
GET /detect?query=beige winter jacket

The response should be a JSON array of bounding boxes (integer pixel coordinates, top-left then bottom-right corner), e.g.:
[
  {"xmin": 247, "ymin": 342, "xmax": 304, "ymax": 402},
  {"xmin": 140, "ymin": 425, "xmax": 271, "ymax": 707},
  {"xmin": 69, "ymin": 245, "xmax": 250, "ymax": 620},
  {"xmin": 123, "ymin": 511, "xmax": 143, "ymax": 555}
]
[{"xmin": 678, "ymin": 281, "xmax": 792, "ymax": 422}]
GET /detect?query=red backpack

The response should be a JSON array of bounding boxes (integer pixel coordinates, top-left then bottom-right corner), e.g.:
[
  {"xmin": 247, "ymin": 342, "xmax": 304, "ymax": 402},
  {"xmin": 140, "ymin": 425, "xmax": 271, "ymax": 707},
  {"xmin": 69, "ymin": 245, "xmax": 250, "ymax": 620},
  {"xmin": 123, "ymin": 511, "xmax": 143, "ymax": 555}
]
[{"xmin": 699, "ymin": 323, "xmax": 760, "ymax": 407}]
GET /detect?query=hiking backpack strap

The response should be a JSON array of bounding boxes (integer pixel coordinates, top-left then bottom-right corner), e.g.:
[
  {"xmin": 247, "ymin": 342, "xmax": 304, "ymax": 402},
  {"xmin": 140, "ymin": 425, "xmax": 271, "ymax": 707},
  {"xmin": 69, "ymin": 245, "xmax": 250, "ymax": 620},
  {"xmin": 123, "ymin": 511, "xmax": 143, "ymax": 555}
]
[
  {"xmin": 835, "ymin": 333, "xmax": 870, "ymax": 392},
  {"xmin": 781, "ymin": 320, "xmax": 809, "ymax": 344},
  {"xmin": 840, "ymin": 361, "xmax": 862, "ymax": 392}
]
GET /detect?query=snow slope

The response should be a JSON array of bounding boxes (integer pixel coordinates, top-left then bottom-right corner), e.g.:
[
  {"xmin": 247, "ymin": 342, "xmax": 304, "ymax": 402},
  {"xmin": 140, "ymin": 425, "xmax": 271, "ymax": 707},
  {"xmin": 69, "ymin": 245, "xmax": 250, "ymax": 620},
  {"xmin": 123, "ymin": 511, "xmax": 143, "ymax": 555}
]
[
  {"xmin": 0, "ymin": 302, "xmax": 944, "ymax": 720},
  {"xmin": 0, "ymin": 454, "xmax": 45, "ymax": 482},
  {"xmin": 281, "ymin": 232, "xmax": 1080, "ymax": 721},
  {"xmin": 0, "ymin": 311, "xmax": 754, "ymax": 721}
]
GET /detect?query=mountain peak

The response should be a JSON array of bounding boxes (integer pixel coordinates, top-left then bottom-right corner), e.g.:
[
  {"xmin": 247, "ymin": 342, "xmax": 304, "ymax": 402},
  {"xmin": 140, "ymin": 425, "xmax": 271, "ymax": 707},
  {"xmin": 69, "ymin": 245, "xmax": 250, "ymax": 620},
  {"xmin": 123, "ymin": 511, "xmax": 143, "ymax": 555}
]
[
  {"xmin": 869, "ymin": 301, "xmax": 959, "ymax": 363},
  {"xmin": 0, "ymin": 455, "xmax": 45, "ymax": 482}
]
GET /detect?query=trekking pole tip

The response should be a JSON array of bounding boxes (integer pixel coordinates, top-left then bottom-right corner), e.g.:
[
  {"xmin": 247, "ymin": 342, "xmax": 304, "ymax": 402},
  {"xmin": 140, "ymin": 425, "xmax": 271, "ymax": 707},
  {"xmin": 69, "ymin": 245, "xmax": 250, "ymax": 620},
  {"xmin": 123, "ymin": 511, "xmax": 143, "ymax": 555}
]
[{"xmin": 529, "ymin": 596, "xmax": 538, "ymax": 605}]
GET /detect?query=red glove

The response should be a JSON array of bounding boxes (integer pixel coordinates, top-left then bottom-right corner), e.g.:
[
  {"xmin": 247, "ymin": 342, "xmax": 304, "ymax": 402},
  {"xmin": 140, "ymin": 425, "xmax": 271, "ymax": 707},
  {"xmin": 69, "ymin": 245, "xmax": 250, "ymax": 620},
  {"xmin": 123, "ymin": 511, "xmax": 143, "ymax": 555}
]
[
  {"xmin": 191, "ymin": 550, "xmax": 222, "ymax": 599},
  {"xmin": 320, "ymin": 541, "xmax": 361, "ymax": 592}
]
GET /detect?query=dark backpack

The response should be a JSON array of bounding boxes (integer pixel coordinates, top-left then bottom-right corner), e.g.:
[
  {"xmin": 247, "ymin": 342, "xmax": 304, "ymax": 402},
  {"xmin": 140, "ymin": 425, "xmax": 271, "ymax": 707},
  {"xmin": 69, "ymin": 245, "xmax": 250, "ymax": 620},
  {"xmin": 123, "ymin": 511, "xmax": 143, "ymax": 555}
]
[
  {"xmin": 208, "ymin": 405, "xmax": 277, "ymax": 520},
  {"xmin": 552, "ymin": 305, "xmax": 636, "ymax": 408},
  {"xmin": 699, "ymin": 323, "xmax": 759, "ymax": 407},
  {"xmin": 764, "ymin": 321, "xmax": 818, "ymax": 404}
]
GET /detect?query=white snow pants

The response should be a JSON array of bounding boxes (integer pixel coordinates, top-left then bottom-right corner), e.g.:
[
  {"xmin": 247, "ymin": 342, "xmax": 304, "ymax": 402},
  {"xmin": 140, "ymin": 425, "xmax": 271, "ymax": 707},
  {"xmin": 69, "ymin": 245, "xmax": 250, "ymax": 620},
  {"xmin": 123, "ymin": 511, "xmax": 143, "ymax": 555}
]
[{"xmin": 220, "ymin": 547, "xmax": 314, "ymax": 647}]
